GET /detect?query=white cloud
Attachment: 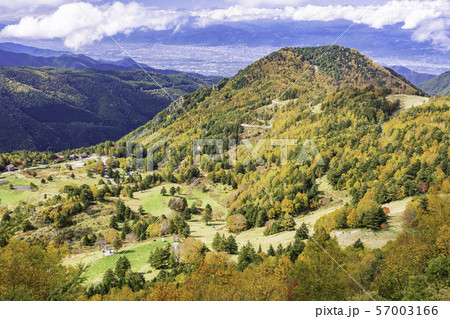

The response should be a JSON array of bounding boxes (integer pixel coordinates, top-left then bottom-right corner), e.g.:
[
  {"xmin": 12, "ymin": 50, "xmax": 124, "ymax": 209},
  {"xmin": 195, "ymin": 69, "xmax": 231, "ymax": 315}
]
[
  {"xmin": 0, "ymin": 1, "xmax": 188, "ymax": 49},
  {"xmin": 0, "ymin": 0, "xmax": 448, "ymax": 50},
  {"xmin": 225, "ymin": 0, "xmax": 306, "ymax": 7},
  {"xmin": 0, "ymin": 0, "xmax": 70, "ymax": 9},
  {"xmin": 198, "ymin": 0, "xmax": 450, "ymax": 50}
]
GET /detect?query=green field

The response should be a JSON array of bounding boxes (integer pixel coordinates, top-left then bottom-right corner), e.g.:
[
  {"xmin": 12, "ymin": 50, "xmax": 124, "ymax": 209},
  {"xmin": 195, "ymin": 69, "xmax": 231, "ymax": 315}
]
[
  {"xmin": 0, "ymin": 173, "xmax": 38, "ymax": 207},
  {"xmin": 126, "ymin": 182, "xmax": 230, "ymax": 217},
  {"xmin": 64, "ymin": 239, "xmax": 171, "ymax": 285}
]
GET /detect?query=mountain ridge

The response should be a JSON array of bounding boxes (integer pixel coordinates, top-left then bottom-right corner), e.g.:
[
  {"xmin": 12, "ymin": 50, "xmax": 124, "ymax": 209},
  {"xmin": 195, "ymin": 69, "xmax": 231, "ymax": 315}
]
[
  {"xmin": 418, "ymin": 71, "xmax": 450, "ymax": 96},
  {"xmin": 0, "ymin": 66, "xmax": 219, "ymax": 153}
]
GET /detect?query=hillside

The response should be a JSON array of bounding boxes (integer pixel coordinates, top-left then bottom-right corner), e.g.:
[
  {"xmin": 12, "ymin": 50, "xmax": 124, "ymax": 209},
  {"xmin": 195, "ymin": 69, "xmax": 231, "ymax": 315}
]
[
  {"xmin": 389, "ymin": 65, "xmax": 436, "ymax": 85},
  {"xmin": 0, "ymin": 66, "xmax": 218, "ymax": 152},
  {"xmin": 418, "ymin": 71, "xmax": 450, "ymax": 96},
  {"xmin": 125, "ymin": 45, "xmax": 423, "ymax": 145},
  {"xmin": 0, "ymin": 45, "xmax": 448, "ymax": 302}
]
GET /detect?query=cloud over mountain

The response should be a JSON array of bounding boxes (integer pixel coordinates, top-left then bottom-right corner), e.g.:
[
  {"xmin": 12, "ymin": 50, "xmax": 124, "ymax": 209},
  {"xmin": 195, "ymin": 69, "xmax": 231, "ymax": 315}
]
[{"xmin": 0, "ymin": 0, "xmax": 448, "ymax": 50}]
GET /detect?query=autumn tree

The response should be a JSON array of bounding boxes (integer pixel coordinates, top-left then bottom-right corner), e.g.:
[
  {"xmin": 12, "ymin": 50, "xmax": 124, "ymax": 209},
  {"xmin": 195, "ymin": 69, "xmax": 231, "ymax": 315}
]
[
  {"xmin": 227, "ymin": 214, "xmax": 248, "ymax": 233},
  {"xmin": 0, "ymin": 239, "xmax": 85, "ymax": 300},
  {"xmin": 180, "ymin": 237, "xmax": 203, "ymax": 264}
]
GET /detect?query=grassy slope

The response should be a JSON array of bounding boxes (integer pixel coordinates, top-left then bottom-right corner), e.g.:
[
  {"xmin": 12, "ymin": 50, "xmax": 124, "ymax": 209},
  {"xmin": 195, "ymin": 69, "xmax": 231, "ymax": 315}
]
[
  {"xmin": 331, "ymin": 197, "xmax": 412, "ymax": 249},
  {"xmin": 63, "ymin": 239, "xmax": 171, "ymax": 285}
]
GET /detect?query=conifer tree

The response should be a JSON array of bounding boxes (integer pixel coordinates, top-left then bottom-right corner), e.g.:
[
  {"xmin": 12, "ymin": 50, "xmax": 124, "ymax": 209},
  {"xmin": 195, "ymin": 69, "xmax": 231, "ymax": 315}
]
[
  {"xmin": 295, "ymin": 222, "xmax": 309, "ymax": 240},
  {"xmin": 267, "ymin": 244, "xmax": 276, "ymax": 257}
]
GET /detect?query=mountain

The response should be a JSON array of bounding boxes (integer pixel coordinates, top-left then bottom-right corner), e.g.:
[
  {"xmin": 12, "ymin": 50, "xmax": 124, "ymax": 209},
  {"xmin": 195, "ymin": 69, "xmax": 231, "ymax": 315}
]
[
  {"xmin": 0, "ymin": 44, "xmax": 220, "ymax": 80},
  {"xmin": 0, "ymin": 48, "xmax": 174, "ymax": 74},
  {"xmin": 0, "ymin": 66, "xmax": 218, "ymax": 153},
  {"xmin": 116, "ymin": 46, "xmax": 447, "ymax": 237},
  {"xmin": 0, "ymin": 42, "xmax": 69, "ymax": 57},
  {"xmin": 418, "ymin": 71, "xmax": 450, "ymax": 96},
  {"xmin": 124, "ymin": 45, "xmax": 423, "ymax": 144},
  {"xmin": 389, "ymin": 65, "xmax": 436, "ymax": 85}
]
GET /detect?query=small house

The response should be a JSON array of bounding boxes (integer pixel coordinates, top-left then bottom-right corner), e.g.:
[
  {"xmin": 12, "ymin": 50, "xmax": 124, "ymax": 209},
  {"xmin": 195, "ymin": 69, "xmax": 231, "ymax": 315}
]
[
  {"xmin": 102, "ymin": 249, "xmax": 116, "ymax": 257},
  {"xmin": 5, "ymin": 164, "xmax": 15, "ymax": 172}
]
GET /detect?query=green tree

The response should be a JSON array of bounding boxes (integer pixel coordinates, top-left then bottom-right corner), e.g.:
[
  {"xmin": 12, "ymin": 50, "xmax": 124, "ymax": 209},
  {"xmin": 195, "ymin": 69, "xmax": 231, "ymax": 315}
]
[
  {"xmin": 112, "ymin": 236, "xmax": 123, "ymax": 252},
  {"xmin": 295, "ymin": 222, "xmax": 309, "ymax": 240},
  {"xmin": 22, "ymin": 220, "xmax": 36, "ymax": 232},
  {"xmin": 225, "ymin": 235, "xmax": 238, "ymax": 254},
  {"xmin": 148, "ymin": 245, "xmax": 174, "ymax": 269},
  {"xmin": 237, "ymin": 242, "xmax": 257, "ymax": 271},
  {"xmin": 126, "ymin": 272, "xmax": 146, "ymax": 292},
  {"xmin": 267, "ymin": 244, "xmax": 276, "ymax": 257},
  {"xmin": 353, "ymin": 238, "xmax": 365, "ymax": 250},
  {"xmin": 121, "ymin": 221, "xmax": 131, "ymax": 240},
  {"xmin": 160, "ymin": 186, "xmax": 167, "ymax": 196},
  {"xmin": 102, "ymin": 269, "xmax": 118, "ymax": 291},
  {"xmin": 212, "ymin": 232, "xmax": 223, "ymax": 251},
  {"xmin": 202, "ymin": 204, "xmax": 213, "ymax": 225},
  {"xmin": 169, "ymin": 187, "xmax": 176, "ymax": 196},
  {"xmin": 109, "ymin": 216, "xmax": 118, "ymax": 230},
  {"xmin": 115, "ymin": 256, "xmax": 131, "ymax": 280}
]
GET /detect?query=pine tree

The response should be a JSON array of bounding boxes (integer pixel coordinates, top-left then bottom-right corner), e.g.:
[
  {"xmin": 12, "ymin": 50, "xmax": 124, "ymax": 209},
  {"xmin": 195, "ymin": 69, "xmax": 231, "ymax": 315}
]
[
  {"xmin": 102, "ymin": 269, "xmax": 118, "ymax": 291},
  {"xmin": 225, "ymin": 235, "xmax": 238, "ymax": 254},
  {"xmin": 115, "ymin": 256, "xmax": 131, "ymax": 280},
  {"xmin": 148, "ymin": 245, "xmax": 174, "ymax": 269},
  {"xmin": 170, "ymin": 186, "xmax": 176, "ymax": 196},
  {"xmin": 121, "ymin": 221, "xmax": 131, "ymax": 240},
  {"xmin": 276, "ymin": 243, "xmax": 284, "ymax": 257},
  {"xmin": 160, "ymin": 186, "xmax": 167, "ymax": 196},
  {"xmin": 237, "ymin": 242, "xmax": 257, "ymax": 271},
  {"xmin": 109, "ymin": 216, "xmax": 118, "ymax": 230},
  {"xmin": 295, "ymin": 222, "xmax": 309, "ymax": 240},
  {"xmin": 267, "ymin": 244, "xmax": 275, "ymax": 257},
  {"xmin": 353, "ymin": 238, "xmax": 365, "ymax": 249},
  {"xmin": 112, "ymin": 236, "xmax": 123, "ymax": 252},
  {"xmin": 288, "ymin": 240, "xmax": 306, "ymax": 263},
  {"xmin": 202, "ymin": 204, "xmax": 213, "ymax": 225},
  {"xmin": 167, "ymin": 219, "xmax": 177, "ymax": 234},
  {"xmin": 212, "ymin": 232, "xmax": 223, "ymax": 251}
]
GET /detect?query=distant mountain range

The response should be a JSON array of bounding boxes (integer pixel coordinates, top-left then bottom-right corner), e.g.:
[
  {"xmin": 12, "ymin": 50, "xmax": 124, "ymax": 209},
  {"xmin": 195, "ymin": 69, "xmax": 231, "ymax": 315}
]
[
  {"xmin": 0, "ymin": 42, "xmax": 216, "ymax": 79},
  {"xmin": 388, "ymin": 66, "xmax": 436, "ymax": 85},
  {"xmin": 418, "ymin": 71, "xmax": 450, "ymax": 96},
  {"xmin": 0, "ymin": 66, "xmax": 219, "ymax": 153},
  {"xmin": 0, "ymin": 42, "xmax": 69, "ymax": 57}
]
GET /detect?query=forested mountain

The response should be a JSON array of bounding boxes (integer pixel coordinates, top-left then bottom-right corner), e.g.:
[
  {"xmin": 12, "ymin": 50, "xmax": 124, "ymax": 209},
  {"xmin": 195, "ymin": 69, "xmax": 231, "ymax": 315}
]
[
  {"xmin": 389, "ymin": 65, "xmax": 436, "ymax": 85},
  {"xmin": 418, "ymin": 71, "xmax": 450, "ymax": 96},
  {"xmin": 118, "ymin": 45, "xmax": 443, "ymax": 231},
  {"xmin": 0, "ymin": 66, "xmax": 218, "ymax": 152}
]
